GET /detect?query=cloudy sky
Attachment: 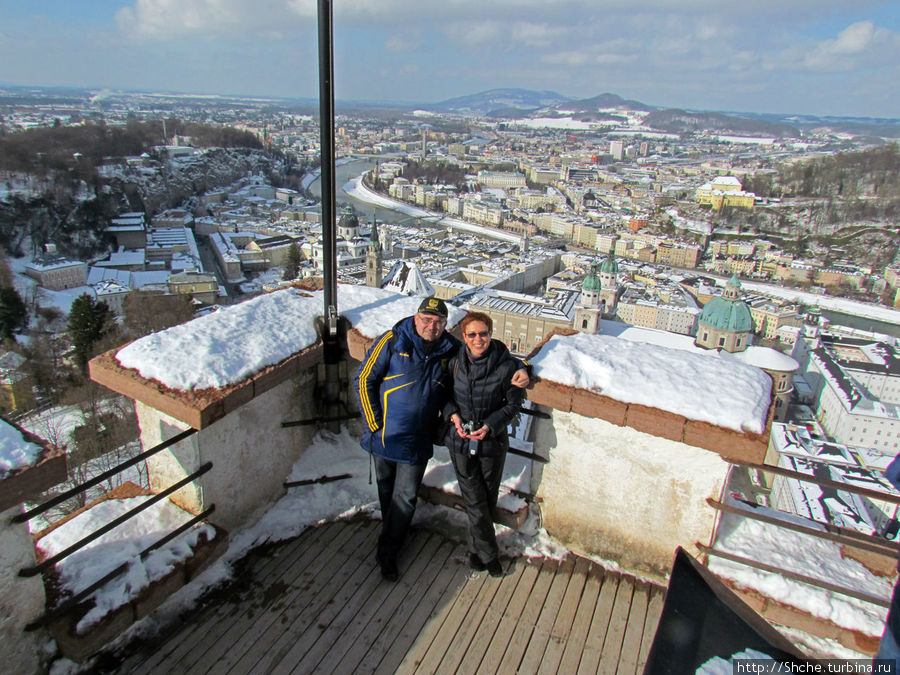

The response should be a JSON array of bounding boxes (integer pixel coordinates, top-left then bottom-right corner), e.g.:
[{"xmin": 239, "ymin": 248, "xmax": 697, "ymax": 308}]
[{"xmin": 1, "ymin": 0, "xmax": 898, "ymax": 118}]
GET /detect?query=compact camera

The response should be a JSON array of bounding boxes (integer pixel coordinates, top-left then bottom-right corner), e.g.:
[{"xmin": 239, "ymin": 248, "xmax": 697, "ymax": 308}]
[{"xmin": 461, "ymin": 420, "xmax": 480, "ymax": 456}]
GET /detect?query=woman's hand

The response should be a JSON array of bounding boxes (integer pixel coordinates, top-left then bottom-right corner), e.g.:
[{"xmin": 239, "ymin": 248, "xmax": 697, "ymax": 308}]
[
  {"xmin": 451, "ymin": 413, "xmax": 467, "ymax": 438},
  {"xmin": 468, "ymin": 424, "xmax": 489, "ymax": 441}
]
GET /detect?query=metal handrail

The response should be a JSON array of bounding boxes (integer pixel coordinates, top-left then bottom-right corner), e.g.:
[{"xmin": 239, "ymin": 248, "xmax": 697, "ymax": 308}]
[
  {"xmin": 25, "ymin": 505, "xmax": 216, "ymax": 631},
  {"xmin": 20, "ymin": 462, "xmax": 212, "ymax": 577},
  {"xmin": 735, "ymin": 460, "xmax": 900, "ymax": 505},
  {"xmin": 707, "ymin": 498, "xmax": 899, "ymax": 558},
  {"xmin": 697, "ymin": 543, "xmax": 890, "ymax": 609},
  {"xmin": 12, "ymin": 427, "xmax": 197, "ymax": 524}
]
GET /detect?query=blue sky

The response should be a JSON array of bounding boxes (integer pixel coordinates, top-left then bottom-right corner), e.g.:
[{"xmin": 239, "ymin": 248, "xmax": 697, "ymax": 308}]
[{"xmin": 0, "ymin": 0, "xmax": 898, "ymax": 117}]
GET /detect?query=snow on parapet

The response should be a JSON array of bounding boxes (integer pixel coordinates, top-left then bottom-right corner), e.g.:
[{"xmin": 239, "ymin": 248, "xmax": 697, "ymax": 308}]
[
  {"xmin": 0, "ymin": 418, "xmax": 45, "ymax": 478},
  {"xmin": 114, "ymin": 285, "xmax": 463, "ymax": 392},
  {"xmin": 530, "ymin": 333, "xmax": 772, "ymax": 434}
]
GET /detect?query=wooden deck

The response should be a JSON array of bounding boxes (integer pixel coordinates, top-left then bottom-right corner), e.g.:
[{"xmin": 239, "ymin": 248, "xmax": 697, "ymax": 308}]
[{"xmin": 110, "ymin": 518, "xmax": 665, "ymax": 674}]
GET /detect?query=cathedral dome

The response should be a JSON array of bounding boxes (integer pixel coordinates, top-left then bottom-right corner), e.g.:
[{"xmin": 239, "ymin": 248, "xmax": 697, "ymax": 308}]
[
  {"xmin": 699, "ymin": 295, "xmax": 753, "ymax": 333},
  {"xmin": 338, "ymin": 206, "xmax": 360, "ymax": 231}
]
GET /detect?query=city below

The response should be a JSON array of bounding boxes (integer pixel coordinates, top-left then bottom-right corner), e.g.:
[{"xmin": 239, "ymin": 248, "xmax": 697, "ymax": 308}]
[{"xmin": 1, "ymin": 83, "xmax": 900, "ymax": 669}]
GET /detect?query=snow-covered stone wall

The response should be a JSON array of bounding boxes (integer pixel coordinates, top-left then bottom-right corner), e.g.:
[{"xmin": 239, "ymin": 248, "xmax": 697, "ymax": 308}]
[
  {"xmin": 532, "ymin": 412, "xmax": 728, "ymax": 579},
  {"xmin": 132, "ymin": 366, "xmax": 319, "ymax": 532}
]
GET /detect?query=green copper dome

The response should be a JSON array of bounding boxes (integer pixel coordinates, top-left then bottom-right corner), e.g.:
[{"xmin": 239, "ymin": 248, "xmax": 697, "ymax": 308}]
[
  {"xmin": 599, "ymin": 253, "xmax": 618, "ymax": 275},
  {"xmin": 582, "ymin": 266, "xmax": 602, "ymax": 292},
  {"xmin": 699, "ymin": 295, "xmax": 753, "ymax": 333}
]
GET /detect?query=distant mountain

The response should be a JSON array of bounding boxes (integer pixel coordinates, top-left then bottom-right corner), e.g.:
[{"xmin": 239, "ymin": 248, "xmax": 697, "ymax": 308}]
[
  {"xmin": 645, "ymin": 109, "xmax": 802, "ymax": 138},
  {"xmin": 428, "ymin": 88, "xmax": 571, "ymax": 116},
  {"xmin": 644, "ymin": 108, "xmax": 800, "ymax": 138},
  {"xmin": 554, "ymin": 92, "xmax": 655, "ymax": 114}
]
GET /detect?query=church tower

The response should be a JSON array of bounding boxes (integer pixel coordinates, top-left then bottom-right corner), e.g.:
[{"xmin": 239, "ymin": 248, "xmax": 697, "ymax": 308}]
[
  {"xmin": 574, "ymin": 260, "xmax": 603, "ymax": 334},
  {"xmin": 599, "ymin": 252, "xmax": 620, "ymax": 316},
  {"xmin": 366, "ymin": 215, "xmax": 382, "ymax": 288}
]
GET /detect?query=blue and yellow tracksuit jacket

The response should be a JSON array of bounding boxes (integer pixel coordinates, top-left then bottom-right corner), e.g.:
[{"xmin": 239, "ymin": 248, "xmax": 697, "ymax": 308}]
[{"xmin": 355, "ymin": 317, "xmax": 459, "ymax": 465}]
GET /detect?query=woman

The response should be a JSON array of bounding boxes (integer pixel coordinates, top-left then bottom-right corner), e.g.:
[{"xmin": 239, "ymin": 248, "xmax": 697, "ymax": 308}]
[{"xmin": 443, "ymin": 311, "xmax": 525, "ymax": 577}]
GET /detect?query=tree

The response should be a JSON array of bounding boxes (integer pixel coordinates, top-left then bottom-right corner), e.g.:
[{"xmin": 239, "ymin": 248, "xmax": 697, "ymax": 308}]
[
  {"xmin": 282, "ymin": 242, "xmax": 302, "ymax": 281},
  {"xmin": 123, "ymin": 291, "xmax": 195, "ymax": 338},
  {"xmin": 67, "ymin": 294, "xmax": 112, "ymax": 372},
  {"xmin": 0, "ymin": 286, "xmax": 28, "ymax": 340}
]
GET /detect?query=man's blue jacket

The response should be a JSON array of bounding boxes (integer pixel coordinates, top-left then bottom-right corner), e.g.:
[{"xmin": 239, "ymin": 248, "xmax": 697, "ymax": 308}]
[{"xmin": 356, "ymin": 316, "xmax": 459, "ymax": 465}]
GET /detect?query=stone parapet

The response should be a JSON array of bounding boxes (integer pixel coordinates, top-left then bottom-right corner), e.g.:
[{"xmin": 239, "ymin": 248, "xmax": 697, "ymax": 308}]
[
  {"xmin": 528, "ymin": 378, "xmax": 774, "ymax": 465},
  {"xmin": 0, "ymin": 421, "xmax": 67, "ymax": 512},
  {"xmin": 89, "ymin": 342, "xmax": 323, "ymax": 430}
]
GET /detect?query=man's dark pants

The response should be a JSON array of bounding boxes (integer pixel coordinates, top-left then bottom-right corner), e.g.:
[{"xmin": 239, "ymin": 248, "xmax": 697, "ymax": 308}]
[{"xmin": 373, "ymin": 455, "xmax": 427, "ymax": 559}]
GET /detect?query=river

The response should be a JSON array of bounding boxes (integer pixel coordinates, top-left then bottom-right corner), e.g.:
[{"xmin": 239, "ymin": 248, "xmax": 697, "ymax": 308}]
[{"xmin": 306, "ymin": 157, "xmax": 420, "ymax": 226}]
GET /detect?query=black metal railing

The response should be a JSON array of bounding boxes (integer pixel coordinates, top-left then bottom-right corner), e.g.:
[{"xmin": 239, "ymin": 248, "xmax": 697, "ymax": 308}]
[
  {"xmin": 25, "ymin": 505, "xmax": 216, "ymax": 631},
  {"xmin": 12, "ymin": 427, "xmax": 198, "ymax": 524},
  {"xmin": 702, "ymin": 460, "xmax": 899, "ymax": 609},
  {"xmin": 20, "ymin": 462, "xmax": 212, "ymax": 578},
  {"xmin": 14, "ymin": 426, "xmax": 217, "ymax": 630}
]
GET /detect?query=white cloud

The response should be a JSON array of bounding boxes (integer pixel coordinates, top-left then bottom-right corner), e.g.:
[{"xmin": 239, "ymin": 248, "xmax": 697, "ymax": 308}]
[
  {"xmin": 778, "ymin": 20, "xmax": 900, "ymax": 71},
  {"xmin": 386, "ymin": 30, "xmax": 424, "ymax": 53},
  {"xmin": 116, "ymin": 0, "xmax": 311, "ymax": 39}
]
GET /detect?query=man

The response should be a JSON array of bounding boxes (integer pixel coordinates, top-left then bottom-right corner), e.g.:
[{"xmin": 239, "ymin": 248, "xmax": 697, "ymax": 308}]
[{"xmin": 356, "ymin": 297, "xmax": 529, "ymax": 581}]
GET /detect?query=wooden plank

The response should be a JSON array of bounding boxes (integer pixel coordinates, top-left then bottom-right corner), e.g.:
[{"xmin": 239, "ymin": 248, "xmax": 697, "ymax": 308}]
[
  {"xmin": 637, "ymin": 585, "xmax": 666, "ymax": 673},
  {"xmin": 408, "ymin": 559, "xmax": 490, "ymax": 673},
  {"xmin": 618, "ymin": 580, "xmax": 651, "ymax": 675},
  {"xmin": 435, "ymin": 560, "xmax": 511, "ymax": 673},
  {"xmin": 577, "ymin": 570, "xmax": 620, "ymax": 675},
  {"xmin": 457, "ymin": 559, "xmax": 527, "ymax": 673},
  {"xmin": 253, "ymin": 523, "xmax": 384, "ymax": 674},
  {"xmin": 496, "ymin": 558, "xmax": 559, "ymax": 673},
  {"xmin": 597, "ymin": 575, "xmax": 635, "ymax": 674},
  {"xmin": 519, "ymin": 555, "xmax": 577, "ymax": 673},
  {"xmin": 476, "ymin": 559, "xmax": 542, "ymax": 674},
  {"xmin": 190, "ymin": 520, "xmax": 367, "ymax": 674},
  {"xmin": 536, "ymin": 556, "xmax": 591, "ymax": 674},
  {"xmin": 137, "ymin": 531, "xmax": 312, "ymax": 672},
  {"xmin": 135, "ymin": 525, "xmax": 324, "ymax": 675},
  {"xmin": 333, "ymin": 534, "xmax": 451, "ymax": 674},
  {"xmin": 355, "ymin": 538, "xmax": 458, "ymax": 674},
  {"xmin": 295, "ymin": 530, "xmax": 437, "ymax": 674},
  {"xmin": 556, "ymin": 563, "xmax": 603, "ymax": 674},
  {"xmin": 380, "ymin": 542, "xmax": 470, "ymax": 675}
]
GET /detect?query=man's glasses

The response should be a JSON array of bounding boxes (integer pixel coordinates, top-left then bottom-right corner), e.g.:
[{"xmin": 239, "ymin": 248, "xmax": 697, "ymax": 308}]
[{"xmin": 464, "ymin": 331, "xmax": 490, "ymax": 339}]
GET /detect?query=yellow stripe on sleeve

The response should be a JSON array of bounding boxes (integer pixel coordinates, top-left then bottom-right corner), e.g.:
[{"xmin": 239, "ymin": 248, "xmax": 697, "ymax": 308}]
[{"xmin": 358, "ymin": 330, "xmax": 393, "ymax": 431}]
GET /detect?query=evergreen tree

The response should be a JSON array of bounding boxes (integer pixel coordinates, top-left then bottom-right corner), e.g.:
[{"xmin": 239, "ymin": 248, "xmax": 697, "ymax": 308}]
[
  {"xmin": 282, "ymin": 242, "xmax": 302, "ymax": 281},
  {"xmin": 0, "ymin": 286, "xmax": 28, "ymax": 340},
  {"xmin": 67, "ymin": 294, "xmax": 112, "ymax": 372}
]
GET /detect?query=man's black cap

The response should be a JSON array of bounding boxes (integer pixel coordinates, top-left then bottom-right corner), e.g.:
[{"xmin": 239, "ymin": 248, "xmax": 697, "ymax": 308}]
[{"xmin": 417, "ymin": 297, "xmax": 448, "ymax": 318}]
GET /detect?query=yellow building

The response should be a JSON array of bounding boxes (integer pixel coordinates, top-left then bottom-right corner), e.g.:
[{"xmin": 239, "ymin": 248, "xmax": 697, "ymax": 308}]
[
  {"xmin": 696, "ymin": 176, "xmax": 755, "ymax": 210},
  {"xmin": 0, "ymin": 352, "xmax": 34, "ymax": 414}
]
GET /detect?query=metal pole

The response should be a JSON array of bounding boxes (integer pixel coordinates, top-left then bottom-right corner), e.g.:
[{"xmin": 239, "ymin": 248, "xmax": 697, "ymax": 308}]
[{"xmin": 318, "ymin": 0, "xmax": 338, "ymax": 350}]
